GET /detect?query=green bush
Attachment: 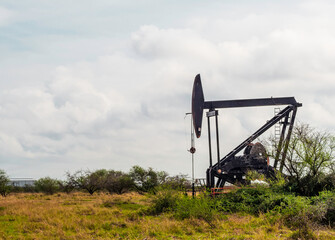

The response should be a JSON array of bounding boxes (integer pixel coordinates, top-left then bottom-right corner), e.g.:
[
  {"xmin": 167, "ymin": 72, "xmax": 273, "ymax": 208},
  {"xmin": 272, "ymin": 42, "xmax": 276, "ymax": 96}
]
[
  {"xmin": 310, "ymin": 190, "xmax": 335, "ymax": 226},
  {"xmin": 285, "ymin": 174, "xmax": 335, "ymax": 197},
  {"xmin": 0, "ymin": 170, "xmax": 11, "ymax": 197},
  {"xmin": 148, "ymin": 190, "xmax": 180, "ymax": 215},
  {"xmin": 147, "ymin": 191, "xmax": 216, "ymax": 225},
  {"xmin": 146, "ymin": 186, "xmax": 335, "ymax": 233},
  {"xmin": 34, "ymin": 177, "xmax": 60, "ymax": 195},
  {"xmin": 216, "ymin": 186, "xmax": 285, "ymax": 214},
  {"xmin": 174, "ymin": 195, "xmax": 216, "ymax": 225},
  {"xmin": 11, "ymin": 185, "xmax": 36, "ymax": 193},
  {"xmin": 289, "ymin": 228, "xmax": 317, "ymax": 240},
  {"xmin": 215, "ymin": 186, "xmax": 319, "ymax": 234},
  {"xmin": 215, "ymin": 186, "xmax": 312, "ymax": 227}
]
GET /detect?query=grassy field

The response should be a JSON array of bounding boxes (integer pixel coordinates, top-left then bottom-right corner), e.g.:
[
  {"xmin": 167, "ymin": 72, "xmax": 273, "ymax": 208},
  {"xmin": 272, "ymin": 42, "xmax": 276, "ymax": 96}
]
[{"xmin": 0, "ymin": 192, "xmax": 335, "ymax": 239}]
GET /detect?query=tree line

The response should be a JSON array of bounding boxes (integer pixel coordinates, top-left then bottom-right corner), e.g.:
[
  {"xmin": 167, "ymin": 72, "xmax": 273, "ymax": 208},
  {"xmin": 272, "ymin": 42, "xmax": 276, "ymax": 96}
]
[
  {"xmin": 1, "ymin": 123, "xmax": 335, "ymax": 197},
  {"xmin": 0, "ymin": 166, "xmax": 191, "ymax": 196}
]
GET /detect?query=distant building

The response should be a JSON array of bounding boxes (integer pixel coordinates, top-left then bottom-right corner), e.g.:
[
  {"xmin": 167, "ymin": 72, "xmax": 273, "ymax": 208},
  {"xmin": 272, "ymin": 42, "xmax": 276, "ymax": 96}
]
[{"xmin": 9, "ymin": 178, "xmax": 36, "ymax": 187}]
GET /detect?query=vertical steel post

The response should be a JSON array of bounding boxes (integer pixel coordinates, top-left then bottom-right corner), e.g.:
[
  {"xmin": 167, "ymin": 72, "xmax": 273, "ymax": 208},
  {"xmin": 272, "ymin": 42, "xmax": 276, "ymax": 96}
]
[
  {"xmin": 192, "ymin": 182, "xmax": 195, "ymax": 198},
  {"xmin": 215, "ymin": 110, "xmax": 220, "ymax": 166},
  {"xmin": 192, "ymin": 151, "xmax": 195, "ymax": 198},
  {"xmin": 191, "ymin": 117, "xmax": 195, "ymax": 198},
  {"xmin": 279, "ymin": 107, "xmax": 297, "ymax": 172},
  {"xmin": 206, "ymin": 169, "xmax": 210, "ymax": 188},
  {"xmin": 207, "ymin": 115, "xmax": 213, "ymax": 167}
]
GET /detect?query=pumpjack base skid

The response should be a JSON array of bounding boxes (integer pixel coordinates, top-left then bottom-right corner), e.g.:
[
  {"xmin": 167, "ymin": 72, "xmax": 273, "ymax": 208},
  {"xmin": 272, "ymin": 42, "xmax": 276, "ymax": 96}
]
[
  {"xmin": 191, "ymin": 74, "xmax": 302, "ymax": 188},
  {"xmin": 207, "ymin": 147, "xmax": 276, "ymax": 188}
]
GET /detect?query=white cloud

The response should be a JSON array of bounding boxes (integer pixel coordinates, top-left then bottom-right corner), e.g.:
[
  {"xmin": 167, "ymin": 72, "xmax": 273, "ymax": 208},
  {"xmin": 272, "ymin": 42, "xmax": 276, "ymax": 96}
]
[
  {"xmin": 1, "ymin": 1, "xmax": 335, "ymax": 180},
  {"xmin": 0, "ymin": 6, "xmax": 13, "ymax": 27},
  {"xmin": 132, "ymin": 25, "xmax": 220, "ymax": 63}
]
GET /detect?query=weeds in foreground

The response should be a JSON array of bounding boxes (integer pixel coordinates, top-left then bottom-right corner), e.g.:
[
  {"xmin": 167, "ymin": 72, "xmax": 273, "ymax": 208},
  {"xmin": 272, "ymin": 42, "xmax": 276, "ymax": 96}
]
[{"xmin": 147, "ymin": 186, "xmax": 335, "ymax": 239}]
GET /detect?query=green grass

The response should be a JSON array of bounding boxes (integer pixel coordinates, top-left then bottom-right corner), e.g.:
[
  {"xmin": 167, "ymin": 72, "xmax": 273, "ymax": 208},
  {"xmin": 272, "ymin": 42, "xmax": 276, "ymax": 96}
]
[{"xmin": 0, "ymin": 191, "xmax": 334, "ymax": 239}]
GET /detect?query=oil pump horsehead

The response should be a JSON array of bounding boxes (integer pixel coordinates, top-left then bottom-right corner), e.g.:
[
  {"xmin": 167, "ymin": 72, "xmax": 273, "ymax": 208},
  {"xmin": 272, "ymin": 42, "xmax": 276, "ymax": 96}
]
[{"xmin": 191, "ymin": 74, "xmax": 302, "ymax": 188}]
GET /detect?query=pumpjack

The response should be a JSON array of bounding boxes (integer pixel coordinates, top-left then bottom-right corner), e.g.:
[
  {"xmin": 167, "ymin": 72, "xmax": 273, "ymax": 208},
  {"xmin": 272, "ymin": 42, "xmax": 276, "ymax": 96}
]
[{"xmin": 191, "ymin": 74, "xmax": 302, "ymax": 188}]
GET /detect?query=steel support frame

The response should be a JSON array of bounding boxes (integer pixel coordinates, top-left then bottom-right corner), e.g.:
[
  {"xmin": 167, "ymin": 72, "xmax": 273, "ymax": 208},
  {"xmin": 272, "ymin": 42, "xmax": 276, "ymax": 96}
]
[
  {"xmin": 279, "ymin": 107, "xmax": 297, "ymax": 172},
  {"xmin": 273, "ymin": 114, "xmax": 289, "ymax": 169},
  {"xmin": 206, "ymin": 106, "xmax": 298, "ymax": 188}
]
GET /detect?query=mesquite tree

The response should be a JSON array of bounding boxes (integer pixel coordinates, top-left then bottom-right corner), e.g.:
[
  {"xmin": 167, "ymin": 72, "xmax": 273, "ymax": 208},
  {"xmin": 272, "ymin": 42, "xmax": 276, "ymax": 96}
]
[
  {"xmin": 66, "ymin": 169, "xmax": 107, "ymax": 195},
  {"xmin": 276, "ymin": 124, "xmax": 335, "ymax": 195}
]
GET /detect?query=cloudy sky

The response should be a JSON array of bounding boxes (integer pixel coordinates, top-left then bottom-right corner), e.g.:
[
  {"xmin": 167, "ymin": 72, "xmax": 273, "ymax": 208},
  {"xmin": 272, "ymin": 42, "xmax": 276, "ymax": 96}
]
[{"xmin": 1, "ymin": 0, "xmax": 335, "ymax": 180}]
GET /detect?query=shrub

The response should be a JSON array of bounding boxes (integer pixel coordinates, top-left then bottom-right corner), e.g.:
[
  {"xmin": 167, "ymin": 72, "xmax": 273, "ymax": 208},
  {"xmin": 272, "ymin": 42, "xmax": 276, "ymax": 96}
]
[
  {"xmin": 216, "ymin": 186, "xmax": 271, "ymax": 214},
  {"xmin": 310, "ymin": 190, "xmax": 335, "ymax": 226},
  {"xmin": 146, "ymin": 185, "xmax": 335, "ymax": 232},
  {"xmin": 0, "ymin": 169, "xmax": 10, "ymax": 197},
  {"xmin": 285, "ymin": 174, "xmax": 335, "ymax": 197},
  {"xmin": 174, "ymin": 195, "xmax": 216, "ymax": 225},
  {"xmin": 148, "ymin": 190, "xmax": 180, "ymax": 215},
  {"xmin": 146, "ymin": 191, "xmax": 216, "ymax": 225},
  {"xmin": 289, "ymin": 228, "xmax": 317, "ymax": 240},
  {"xmin": 11, "ymin": 184, "xmax": 36, "ymax": 193},
  {"xmin": 215, "ymin": 186, "xmax": 321, "ymax": 235},
  {"xmin": 34, "ymin": 177, "xmax": 60, "ymax": 195},
  {"xmin": 215, "ymin": 186, "xmax": 310, "ymax": 218}
]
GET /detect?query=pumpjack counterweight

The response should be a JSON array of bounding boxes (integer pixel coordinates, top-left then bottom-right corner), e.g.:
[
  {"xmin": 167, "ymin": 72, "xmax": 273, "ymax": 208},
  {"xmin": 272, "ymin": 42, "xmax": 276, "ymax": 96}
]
[{"xmin": 191, "ymin": 74, "xmax": 302, "ymax": 188}]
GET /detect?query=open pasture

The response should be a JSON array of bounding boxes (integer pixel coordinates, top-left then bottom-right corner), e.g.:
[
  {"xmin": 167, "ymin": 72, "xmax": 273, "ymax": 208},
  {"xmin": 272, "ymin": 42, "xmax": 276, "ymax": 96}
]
[{"xmin": 0, "ymin": 192, "xmax": 334, "ymax": 239}]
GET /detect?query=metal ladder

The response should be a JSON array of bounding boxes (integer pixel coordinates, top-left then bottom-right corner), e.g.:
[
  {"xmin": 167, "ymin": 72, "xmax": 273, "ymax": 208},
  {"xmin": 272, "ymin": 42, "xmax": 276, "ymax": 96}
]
[{"xmin": 274, "ymin": 107, "xmax": 281, "ymax": 143}]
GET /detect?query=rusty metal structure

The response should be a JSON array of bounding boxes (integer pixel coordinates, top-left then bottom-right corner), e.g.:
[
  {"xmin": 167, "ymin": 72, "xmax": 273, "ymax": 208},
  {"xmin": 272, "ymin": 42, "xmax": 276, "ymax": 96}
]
[{"xmin": 191, "ymin": 74, "xmax": 302, "ymax": 188}]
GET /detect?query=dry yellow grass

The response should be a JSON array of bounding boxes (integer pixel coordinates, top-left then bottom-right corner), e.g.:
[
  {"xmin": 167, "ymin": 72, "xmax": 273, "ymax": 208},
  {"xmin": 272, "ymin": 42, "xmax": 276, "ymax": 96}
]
[{"xmin": 0, "ymin": 192, "xmax": 334, "ymax": 239}]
